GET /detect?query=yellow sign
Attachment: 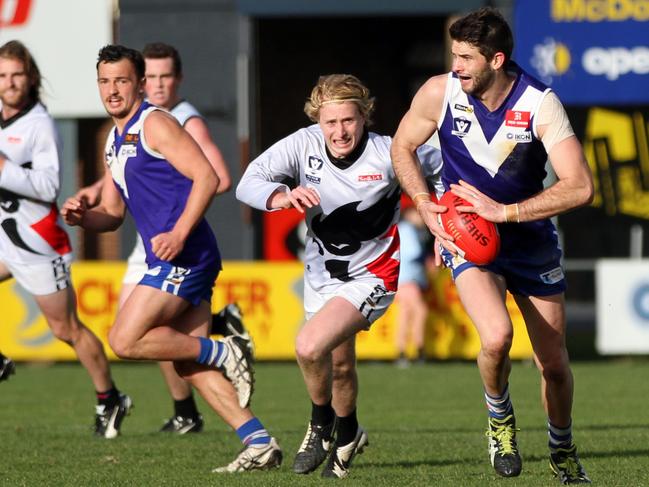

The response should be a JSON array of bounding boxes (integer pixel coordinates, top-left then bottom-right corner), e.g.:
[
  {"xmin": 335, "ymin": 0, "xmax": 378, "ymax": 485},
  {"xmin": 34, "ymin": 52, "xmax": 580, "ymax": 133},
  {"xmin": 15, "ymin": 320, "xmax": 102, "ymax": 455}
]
[{"xmin": 0, "ymin": 261, "xmax": 532, "ymax": 361}]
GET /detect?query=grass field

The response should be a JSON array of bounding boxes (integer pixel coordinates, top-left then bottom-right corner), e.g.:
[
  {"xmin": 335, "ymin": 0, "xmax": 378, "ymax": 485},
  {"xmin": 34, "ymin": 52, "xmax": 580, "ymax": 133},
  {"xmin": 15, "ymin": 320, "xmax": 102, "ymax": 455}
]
[{"xmin": 1, "ymin": 359, "xmax": 648, "ymax": 486}]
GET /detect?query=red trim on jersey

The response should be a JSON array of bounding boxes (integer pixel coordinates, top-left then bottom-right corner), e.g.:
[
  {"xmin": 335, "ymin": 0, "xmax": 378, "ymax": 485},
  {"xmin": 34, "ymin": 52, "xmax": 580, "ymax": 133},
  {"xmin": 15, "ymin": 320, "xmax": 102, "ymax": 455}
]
[
  {"xmin": 365, "ymin": 224, "xmax": 400, "ymax": 291},
  {"xmin": 30, "ymin": 204, "xmax": 72, "ymax": 255}
]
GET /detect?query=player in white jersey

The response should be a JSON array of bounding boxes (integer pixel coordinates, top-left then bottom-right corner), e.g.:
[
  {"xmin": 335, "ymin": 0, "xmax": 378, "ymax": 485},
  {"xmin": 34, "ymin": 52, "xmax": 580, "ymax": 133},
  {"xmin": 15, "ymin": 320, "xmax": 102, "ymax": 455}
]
[
  {"xmin": 237, "ymin": 74, "xmax": 442, "ymax": 479},
  {"xmin": 0, "ymin": 40, "xmax": 132, "ymax": 438},
  {"xmin": 75, "ymin": 43, "xmax": 252, "ymax": 435},
  {"xmin": 391, "ymin": 8, "xmax": 593, "ymax": 484}
]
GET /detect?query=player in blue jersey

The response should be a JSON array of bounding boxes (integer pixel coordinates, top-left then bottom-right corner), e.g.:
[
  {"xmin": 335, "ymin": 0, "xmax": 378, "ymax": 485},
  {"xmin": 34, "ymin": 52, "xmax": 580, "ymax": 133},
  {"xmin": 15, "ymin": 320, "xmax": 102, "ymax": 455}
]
[
  {"xmin": 75, "ymin": 42, "xmax": 252, "ymax": 435},
  {"xmin": 391, "ymin": 8, "xmax": 593, "ymax": 485},
  {"xmin": 61, "ymin": 44, "xmax": 281, "ymax": 473}
]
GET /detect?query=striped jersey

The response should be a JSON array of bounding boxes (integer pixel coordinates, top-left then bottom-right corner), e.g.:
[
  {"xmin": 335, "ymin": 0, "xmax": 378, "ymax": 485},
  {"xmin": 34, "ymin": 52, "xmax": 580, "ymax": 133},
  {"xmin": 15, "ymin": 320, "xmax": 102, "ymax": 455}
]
[
  {"xmin": 237, "ymin": 124, "xmax": 442, "ymax": 293},
  {"xmin": 436, "ymin": 63, "xmax": 558, "ymax": 254},
  {"xmin": 0, "ymin": 101, "xmax": 72, "ymax": 264},
  {"xmin": 104, "ymin": 101, "xmax": 220, "ymax": 271}
]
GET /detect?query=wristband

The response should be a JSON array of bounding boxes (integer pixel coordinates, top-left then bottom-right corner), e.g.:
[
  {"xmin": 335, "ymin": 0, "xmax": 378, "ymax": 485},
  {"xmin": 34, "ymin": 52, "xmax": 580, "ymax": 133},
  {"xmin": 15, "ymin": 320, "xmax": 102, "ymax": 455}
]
[
  {"xmin": 504, "ymin": 203, "xmax": 520, "ymax": 223},
  {"xmin": 412, "ymin": 192, "xmax": 431, "ymax": 209}
]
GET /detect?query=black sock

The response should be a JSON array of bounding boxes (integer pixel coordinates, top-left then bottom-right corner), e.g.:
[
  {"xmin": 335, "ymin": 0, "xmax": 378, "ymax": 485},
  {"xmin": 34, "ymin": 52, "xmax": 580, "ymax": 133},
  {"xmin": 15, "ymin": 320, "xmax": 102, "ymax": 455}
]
[
  {"xmin": 311, "ymin": 399, "xmax": 335, "ymax": 426},
  {"xmin": 96, "ymin": 384, "xmax": 119, "ymax": 407},
  {"xmin": 211, "ymin": 312, "xmax": 228, "ymax": 336},
  {"xmin": 336, "ymin": 409, "xmax": 359, "ymax": 446},
  {"xmin": 174, "ymin": 394, "xmax": 199, "ymax": 419}
]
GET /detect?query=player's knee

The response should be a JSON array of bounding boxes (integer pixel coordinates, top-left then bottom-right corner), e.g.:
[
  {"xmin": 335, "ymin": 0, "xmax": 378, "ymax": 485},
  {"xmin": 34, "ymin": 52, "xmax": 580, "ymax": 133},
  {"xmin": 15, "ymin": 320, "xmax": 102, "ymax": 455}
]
[
  {"xmin": 108, "ymin": 328, "xmax": 133, "ymax": 359},
  {"xmin": 538, "ymin": 354, "xmax": 571, "ymax": 383},
  {"xmin": 47, "ymin": 318, "xmax": 77, "ymax": 345},
  {"xmin": 295, "ymin": 337, "xmax": 324, "ymax": 363},
  {"xmin": 481, "ymin": 333, "xmax": 513, "ymax": 359}
]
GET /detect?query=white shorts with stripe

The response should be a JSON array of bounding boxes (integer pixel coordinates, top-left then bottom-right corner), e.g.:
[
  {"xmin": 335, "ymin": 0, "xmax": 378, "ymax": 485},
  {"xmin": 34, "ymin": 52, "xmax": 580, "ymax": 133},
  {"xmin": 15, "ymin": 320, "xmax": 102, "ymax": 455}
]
[
  {"xmin": 304, "ymin": 276, "xmax": 395, "ymax": 325},
  {"xmin": 1, "ymin": 253, "xmax": 73, "ymax": 295}
]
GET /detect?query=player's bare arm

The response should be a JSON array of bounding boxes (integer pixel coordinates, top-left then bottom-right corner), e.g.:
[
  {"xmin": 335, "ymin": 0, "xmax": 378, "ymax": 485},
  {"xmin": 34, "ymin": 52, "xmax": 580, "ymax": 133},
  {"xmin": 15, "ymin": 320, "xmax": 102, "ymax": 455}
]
[
  {"xmin": 74, "ymin": 174, "xmax": 106, "ymax": 208},
  {"xmin": 144, "ymin": 110, "xmax": 218, "ymax": 261},
  {"xmin": 61, "ymin": 168, "xmax": 125, "ymax": 230},
  {"xmin": 521, "ymin": 134, "xmax": 593, "ymax": 221},
  {"xmin": 392, "ymin": 75, "xmax": 453, "ymax": 244},
  {"xmin": 184, "ymin": 116, "xmax": 232, "ymax": 194},
  {"xmin": 267, "ymin": 185, "xmax": 320, "ymax": 213}
]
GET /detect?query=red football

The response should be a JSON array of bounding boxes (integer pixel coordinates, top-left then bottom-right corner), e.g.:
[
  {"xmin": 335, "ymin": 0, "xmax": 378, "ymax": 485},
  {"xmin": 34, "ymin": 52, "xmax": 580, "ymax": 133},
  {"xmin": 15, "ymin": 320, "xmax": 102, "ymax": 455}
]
[{"xmin": 438, "ymin": 191, "xmax": 500, "ymax": 265}]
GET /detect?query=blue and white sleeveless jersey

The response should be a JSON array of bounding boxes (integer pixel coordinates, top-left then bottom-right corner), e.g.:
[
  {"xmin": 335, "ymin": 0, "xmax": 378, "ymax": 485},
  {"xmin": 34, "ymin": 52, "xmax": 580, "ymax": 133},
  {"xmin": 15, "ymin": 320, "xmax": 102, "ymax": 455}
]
[
  {"xmin": 104, "ymin": 101, "xmax": 220, "ymax": 271},
  {"xmin": 436, "ymin": 63, "xmax": 558, "ymax": 255}
]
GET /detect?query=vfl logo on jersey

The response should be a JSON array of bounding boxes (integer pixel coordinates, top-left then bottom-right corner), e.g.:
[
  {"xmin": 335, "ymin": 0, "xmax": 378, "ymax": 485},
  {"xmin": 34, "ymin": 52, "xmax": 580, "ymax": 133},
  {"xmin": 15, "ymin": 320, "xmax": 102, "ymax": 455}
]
[
  {"xmin": 505, "ymin": 110, "xmax": 530, "ymax": 128},
  {"xmin": 454, "ymin": 103, "xmax": 474, "ymax": 113},
  {"xmin": 451, "ymin": 117, "xmax": 472, "ymax": 138},
  {"xmin": 105, "ymin": 144, "xmax": 117, "ymax": 166},
  {"xmin": 305, "ymin": 155, "xmax": 324, "ymax": 184},
  {"xmin": 358, "ymin": 173, "xmax": 383, "ymax": 182},
  {"xmin": 506, "ymin": 131, "xmax": 533, "ymax": 143}
]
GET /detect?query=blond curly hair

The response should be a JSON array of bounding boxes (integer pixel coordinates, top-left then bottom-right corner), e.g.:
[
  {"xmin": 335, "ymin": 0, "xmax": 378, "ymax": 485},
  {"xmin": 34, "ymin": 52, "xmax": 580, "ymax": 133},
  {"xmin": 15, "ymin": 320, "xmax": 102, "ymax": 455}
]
[{"xmin": 304, "ymin": 74, "xmax": 375, "ymax": 125}]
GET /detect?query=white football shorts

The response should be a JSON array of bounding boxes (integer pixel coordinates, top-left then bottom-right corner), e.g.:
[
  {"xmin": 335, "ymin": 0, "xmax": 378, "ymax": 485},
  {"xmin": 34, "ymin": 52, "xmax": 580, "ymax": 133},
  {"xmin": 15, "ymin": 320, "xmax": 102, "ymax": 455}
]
[
  {"xmin": 1, "ymin": 253, "xmax": 73, "ymax": 295},
  {"xmin": 304, "ymin": 276, "xmax": 395, "ymax": 325}
]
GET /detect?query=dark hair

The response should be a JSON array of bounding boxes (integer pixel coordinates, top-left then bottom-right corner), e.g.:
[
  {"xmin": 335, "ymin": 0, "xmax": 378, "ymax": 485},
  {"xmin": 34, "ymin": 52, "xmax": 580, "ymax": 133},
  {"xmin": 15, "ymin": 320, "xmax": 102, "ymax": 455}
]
[
  {"xmin": 0, "ymin": 40, "xmax": 41, "ymax": 102},
  {"xmin": 449, "ymin": 7, "xmax": 513, "ymax": 64},
  {"xmin": 142, "ymin": 42, "xmax": 182, "ymax": 77},
  {"xmin": 96, "ymin": 44, "xmax": 145, "ymax": 79}
]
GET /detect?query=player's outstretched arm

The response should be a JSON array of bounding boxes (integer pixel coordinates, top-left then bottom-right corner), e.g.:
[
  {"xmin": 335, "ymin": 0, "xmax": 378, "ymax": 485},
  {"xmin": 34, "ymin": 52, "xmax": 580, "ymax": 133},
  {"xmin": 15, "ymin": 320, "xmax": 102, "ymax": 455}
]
[
  {"xmin": 392, "ymin": 75, "xmax": 453, "ymax": 245},
  {"xmin": 61, "ymin": 169, "xmax": 125, "ymax": 231},
  {"xmin": 74, "ymin": 176, "xmax": 105, "ymax": 208},
  {"xmin": 184, "ymin": 117, "xmax": 232, "ymax": 194},
  {"xmin": 267, "ymin": 185, "xmax": 320, "ymax": 213}
]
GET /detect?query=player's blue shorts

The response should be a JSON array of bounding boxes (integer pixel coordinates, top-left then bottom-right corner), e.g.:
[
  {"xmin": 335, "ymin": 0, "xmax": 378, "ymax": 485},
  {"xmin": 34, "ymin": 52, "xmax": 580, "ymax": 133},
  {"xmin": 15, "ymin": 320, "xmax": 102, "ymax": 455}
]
[
  {"xmin": 139, "ymin": 262, "xmax": 219, "ymax": 306},
  {"xmin": 440, "ymin": 237, "xmax": 566, "ymax": 297}
]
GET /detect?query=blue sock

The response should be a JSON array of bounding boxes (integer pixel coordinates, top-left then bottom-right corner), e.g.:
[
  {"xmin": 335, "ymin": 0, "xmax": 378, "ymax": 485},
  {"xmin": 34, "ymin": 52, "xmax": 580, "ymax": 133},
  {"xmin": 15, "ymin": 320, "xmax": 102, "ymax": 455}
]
[
  {"xmin": 485, "ymin": 383, "xmax": 514, "ymax": 419},
  {"xmin": 236, "ymin": 417, "xmax": 271, "ymax": 446},
  {"xmin": 196, "ymin": 337, "xmax": 227, "ymax": 367},
  {"xmin": 548, "ymin": 420, "xmax": 573, "ymax": 451}
]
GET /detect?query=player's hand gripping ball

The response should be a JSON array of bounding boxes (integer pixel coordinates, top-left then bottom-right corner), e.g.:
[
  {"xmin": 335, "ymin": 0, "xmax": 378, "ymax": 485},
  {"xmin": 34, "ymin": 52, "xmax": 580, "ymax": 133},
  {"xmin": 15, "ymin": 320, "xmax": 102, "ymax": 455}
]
[{"xmin": 438, "ymin": 191, "xmax": 500, "ymax": 265}]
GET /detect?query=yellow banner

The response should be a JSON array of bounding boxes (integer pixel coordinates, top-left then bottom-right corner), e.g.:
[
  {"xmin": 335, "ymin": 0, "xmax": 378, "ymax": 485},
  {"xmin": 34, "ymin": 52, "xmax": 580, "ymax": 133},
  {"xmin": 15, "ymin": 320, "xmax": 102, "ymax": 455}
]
[{"xmin": 0, "ymin": 261, "xmax": 532, "ymax": 361}]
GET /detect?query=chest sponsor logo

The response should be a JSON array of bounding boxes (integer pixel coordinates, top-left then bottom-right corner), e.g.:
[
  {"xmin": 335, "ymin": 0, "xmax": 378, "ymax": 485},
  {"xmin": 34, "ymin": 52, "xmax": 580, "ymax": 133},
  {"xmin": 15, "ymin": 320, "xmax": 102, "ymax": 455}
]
[
  {"xmin": 505, "ymin": 110, "xmax": 531, "ymax": 128},
  {"xmin": 454, "ymin": 103, "xmax": 474, "ymax": 113},
  {"xmin": 358, "ymin": 173, "xmax": 383, "ymax": 182},
  {"xmin": 451, "ymin": 117, "xmax": 472, "ymax": 138},
  {"xmin": 506, "ymin": 131, "xmax": 533, "ymax": 143},
  {"xmin": 6, "ymin": 136, "xmax": 21, "ymax": 144},
  {"xmin": 119, "ymin": 145, "xmax": 137, "ymax": 158},
  {"xmin": 540, "ymin": 266, "xmax": 564, "ymax": 284},
  {"xmin": 305, "ymin": 155, "xmax": 324, "ymax": 184}
]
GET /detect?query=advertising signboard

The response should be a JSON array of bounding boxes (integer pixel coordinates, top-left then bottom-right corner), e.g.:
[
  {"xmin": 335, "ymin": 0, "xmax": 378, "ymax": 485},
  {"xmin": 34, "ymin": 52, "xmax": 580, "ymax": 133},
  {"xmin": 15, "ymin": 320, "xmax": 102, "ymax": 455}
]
[{"xmin": 514, "ymin": 0, "xmax": 649, "ymax": 105}]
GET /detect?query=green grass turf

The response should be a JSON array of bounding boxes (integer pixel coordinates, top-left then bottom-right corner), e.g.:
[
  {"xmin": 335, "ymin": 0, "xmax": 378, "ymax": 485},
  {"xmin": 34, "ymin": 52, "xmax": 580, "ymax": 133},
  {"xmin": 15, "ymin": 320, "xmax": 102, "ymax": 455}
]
[{"xmin": 1, "ymin": 359, "xmax": 648, "ymax": 486}]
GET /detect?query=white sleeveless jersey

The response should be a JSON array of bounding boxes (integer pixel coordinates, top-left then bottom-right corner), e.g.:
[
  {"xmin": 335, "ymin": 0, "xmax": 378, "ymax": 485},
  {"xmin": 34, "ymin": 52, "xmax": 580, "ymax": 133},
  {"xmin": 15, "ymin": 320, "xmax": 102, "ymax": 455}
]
[
  {"xmin": 0, "ymin": 102, "xmax": 71, "ymax": 264},
  {"xmin": 237, "ymin": 124, "xmax": 442, "ymax": 293}
]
